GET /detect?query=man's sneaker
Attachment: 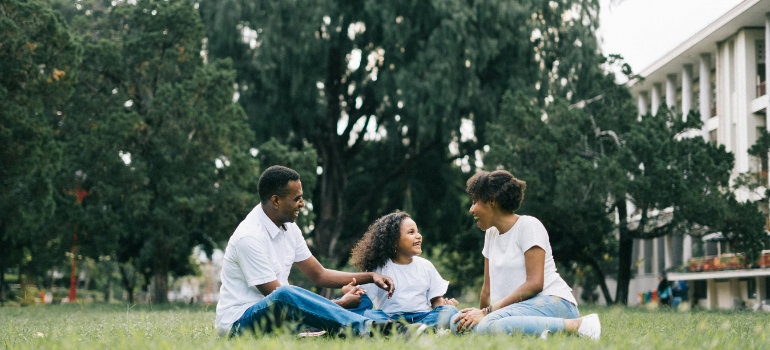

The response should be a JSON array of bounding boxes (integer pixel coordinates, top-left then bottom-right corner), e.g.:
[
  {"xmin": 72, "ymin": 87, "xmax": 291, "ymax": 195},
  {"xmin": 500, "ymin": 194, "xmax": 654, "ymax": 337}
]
[
  {"xmin": 297, "ymin": 330, "xmax": 327, "ymax": 338},
  {"xmin": 370, "ymin": 321, "xmax": 428, "ymax": 339},
  {"xmin": 577, "ymin": 314, "xmax": 601, "ymax": 340}
]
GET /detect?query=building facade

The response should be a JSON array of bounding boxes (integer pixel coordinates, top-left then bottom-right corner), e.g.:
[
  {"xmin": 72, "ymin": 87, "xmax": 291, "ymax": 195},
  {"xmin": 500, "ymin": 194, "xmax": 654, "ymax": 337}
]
[{"xmin": 623, "ymin": 0, "xmax": 770, "ymax": 309}]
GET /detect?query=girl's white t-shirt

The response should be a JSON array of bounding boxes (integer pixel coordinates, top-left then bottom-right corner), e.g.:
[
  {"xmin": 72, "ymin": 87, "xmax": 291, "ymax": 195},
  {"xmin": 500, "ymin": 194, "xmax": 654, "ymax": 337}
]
[
  {"xmin": 360, "ymin": 257, "xmax": 449, "ymax": 314},
  {"xmin": 482, "ymin": 215, "xmax": 577, "ymax": 306}
]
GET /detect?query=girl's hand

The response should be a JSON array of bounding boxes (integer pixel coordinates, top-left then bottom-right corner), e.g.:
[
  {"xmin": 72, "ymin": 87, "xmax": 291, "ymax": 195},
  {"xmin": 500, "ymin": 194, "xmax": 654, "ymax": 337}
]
[
  {"xmin": 442, "ymin": 298, "xmax": 459, "ymax": 306},
  {"xmin": 335, "ymin": 282, "xmax": 365, "ymax": 309},
  {"xmin": 455, "ymin": 308, "xmax": 485, "ymax": 333},
  {"xmin": 341, "ymin": 278, "xmax": 359, "ymax": 295}
]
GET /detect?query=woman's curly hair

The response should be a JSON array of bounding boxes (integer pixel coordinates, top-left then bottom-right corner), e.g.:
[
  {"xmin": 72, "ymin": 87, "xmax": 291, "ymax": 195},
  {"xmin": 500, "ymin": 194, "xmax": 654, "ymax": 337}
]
[
  {"xmin": 466, "ymin": 170, "xmax": 526, "ymax": 213},
  {"xmin": 350, "ymin": 211, "xmax": 410, "ymax": 272}
]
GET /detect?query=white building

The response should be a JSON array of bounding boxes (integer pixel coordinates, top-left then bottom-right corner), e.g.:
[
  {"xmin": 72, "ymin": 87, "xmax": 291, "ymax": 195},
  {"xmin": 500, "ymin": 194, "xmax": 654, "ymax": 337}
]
[{"xmin": 623, "ymin": 0, "xmax": 770, "ymax": 309}]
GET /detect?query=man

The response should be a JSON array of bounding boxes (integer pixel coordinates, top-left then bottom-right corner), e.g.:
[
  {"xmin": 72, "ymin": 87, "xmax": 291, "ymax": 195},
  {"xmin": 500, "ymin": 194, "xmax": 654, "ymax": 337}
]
[{"xmin": 215, "ymin": 165, "xmax": 416, "ymax": 337}]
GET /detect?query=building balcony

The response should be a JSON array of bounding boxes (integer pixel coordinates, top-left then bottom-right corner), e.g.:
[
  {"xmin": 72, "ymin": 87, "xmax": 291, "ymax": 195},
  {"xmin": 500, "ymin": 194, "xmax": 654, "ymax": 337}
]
[{"xmin": 687, "ymin": 250, "xmax": 770, "ymax": 272}]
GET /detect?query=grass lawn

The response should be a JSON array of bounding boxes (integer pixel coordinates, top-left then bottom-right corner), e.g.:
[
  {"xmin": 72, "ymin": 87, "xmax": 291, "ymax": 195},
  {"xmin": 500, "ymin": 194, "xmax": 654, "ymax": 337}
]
[{"xmin": 1, "ymin": 304, "xmax": 769, "ymax": 349}]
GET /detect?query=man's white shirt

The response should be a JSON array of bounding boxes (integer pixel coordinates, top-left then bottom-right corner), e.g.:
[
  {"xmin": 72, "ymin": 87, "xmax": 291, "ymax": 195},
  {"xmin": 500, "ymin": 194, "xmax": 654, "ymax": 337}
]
[{"xmin": 214, "ymin": 203, "xmax": 312, "ymax": 336}]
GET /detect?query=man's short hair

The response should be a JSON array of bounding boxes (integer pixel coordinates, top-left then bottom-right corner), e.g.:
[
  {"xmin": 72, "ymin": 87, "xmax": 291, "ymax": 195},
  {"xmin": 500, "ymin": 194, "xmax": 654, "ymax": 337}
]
[
  {"xmin": 466, "ymin": 170, "xmax": 526, "ymax": 213},
  {"xmin": 258, "ymin": 165, "xmax": 301, "ymax": 203}
]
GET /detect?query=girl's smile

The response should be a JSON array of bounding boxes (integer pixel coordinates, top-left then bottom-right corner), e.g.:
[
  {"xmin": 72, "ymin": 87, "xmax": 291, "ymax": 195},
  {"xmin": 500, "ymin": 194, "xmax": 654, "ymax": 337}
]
[{"xmin": 393, "ymin": 217, "xmax": 422, "ymax": 264}]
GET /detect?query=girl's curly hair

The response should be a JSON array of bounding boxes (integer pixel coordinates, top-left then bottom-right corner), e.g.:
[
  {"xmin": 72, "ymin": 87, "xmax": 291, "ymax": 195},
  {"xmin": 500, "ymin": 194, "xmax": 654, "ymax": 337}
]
[{"xmin": 350, "ymin": 211, "xmax": 410, "ymax": 272}]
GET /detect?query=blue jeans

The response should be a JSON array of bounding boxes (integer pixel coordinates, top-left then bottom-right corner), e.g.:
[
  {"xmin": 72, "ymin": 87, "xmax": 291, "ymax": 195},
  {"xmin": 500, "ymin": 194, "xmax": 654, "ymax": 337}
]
[
  {"xmin": 452, "ymin": 295, "xmax": 579, "ymax": 335},
  {"xmin": 364, "ymin": 305, "xmax": 459, "ymax": 329},
  {"xmin": 230, "ymin": 286, "xmax": 371, "ymax": 337}
]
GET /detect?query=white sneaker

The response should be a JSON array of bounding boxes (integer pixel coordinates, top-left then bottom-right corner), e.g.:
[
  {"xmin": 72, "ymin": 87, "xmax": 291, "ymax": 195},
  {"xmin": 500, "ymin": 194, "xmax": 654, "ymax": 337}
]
[
  {"xmin": 577, "ymin": 314, "xmax": 601, "ymax": 340},
  {"xmin": 540, "ymin": 330, "xmax": 551, "ymax": 340}
]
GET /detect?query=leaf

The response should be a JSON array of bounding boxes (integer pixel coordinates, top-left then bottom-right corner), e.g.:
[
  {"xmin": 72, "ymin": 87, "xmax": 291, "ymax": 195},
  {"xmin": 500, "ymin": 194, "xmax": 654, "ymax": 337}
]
[
  {"xmin": 53, "ymin": 68, "xmax": 66, "ymax": 81},
  {"xmin": 27, "ymin": 41, "xmax": 37, "ymax": 52}
]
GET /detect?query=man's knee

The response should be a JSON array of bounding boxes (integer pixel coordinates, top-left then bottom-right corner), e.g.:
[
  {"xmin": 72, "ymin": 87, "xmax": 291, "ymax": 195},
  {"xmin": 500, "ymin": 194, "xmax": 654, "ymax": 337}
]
[{"xmin": 269, "ymin": 285, "xmax": 303, "ymax": 302}]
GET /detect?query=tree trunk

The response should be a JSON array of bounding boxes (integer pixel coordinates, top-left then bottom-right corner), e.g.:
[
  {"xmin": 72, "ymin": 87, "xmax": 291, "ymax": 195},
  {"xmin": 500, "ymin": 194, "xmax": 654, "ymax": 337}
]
[
  {"xmin": 104, "ymin": 262, "xmax": 113, "ymax": 303},
  {"xmin": 0, "ymin": 246, "xmax": 5, "ymax": 306},
  {"xmin": 152, "ymin": 242, "xmax": 170, "ymax": 304},
  {"xmin": 312, "ymin": 37, "xmax": 349, "ymax": 265},
  {"xmin": 582, "ymin": 256, "xmax": 613, "ymax": 304},
  {"xmin": 152, "ymin": 268, "xmax": 169, "ymax": 304},
  {"xmin": 615, "ymin": 196, "xmax": 633, "ymax": 305},
  {"xmin": 119, "ymin": 263, "xmax": 135, "ymax": 304},
  {"xmin": 0, "ymin": 224, "xmax": 5, "ymax": 306}
]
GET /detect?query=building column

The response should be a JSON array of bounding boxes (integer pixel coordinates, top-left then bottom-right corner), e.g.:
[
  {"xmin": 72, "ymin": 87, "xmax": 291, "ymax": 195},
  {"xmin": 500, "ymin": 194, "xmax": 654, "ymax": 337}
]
[
  {"xmin": 666, "ymin": 74, "xmax": 678, "ymax": 112},
  {"xmin": 700, "ymin": 54, "xmax": 713, "ymax": 140},
  {"xmin": 735, "ymin": 31, "xmax": 750, "ymax": 175},
  {"xmin": 651, "ymin": 83, "xmax": 662, "ymax": 116},
  {"xmin": 683, "ymin": 234, "xmax": 693, "ymax": 264},
  {"xmin": 682, "ymin": 65, "xmax": 694, "ymax": 120},
  {"xmin": 637, "ymin": 92, "xmax": 648, "ymax": 119}
]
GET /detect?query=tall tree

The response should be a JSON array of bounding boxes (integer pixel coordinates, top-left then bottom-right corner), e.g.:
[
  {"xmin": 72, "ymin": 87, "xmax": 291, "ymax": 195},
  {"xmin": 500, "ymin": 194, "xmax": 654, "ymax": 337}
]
[
  {"xmin": 51, "ymin": 0, "xmax": 260, "ymax": 303},
  {"xmin": 483, "ymin": 92, "xmax": 619, "ymax": 304},
  {"xmin": 611, "ymin": 108, "xmax": 767, "ymax": 304},
  {"xmin": 199, "ymin": 0, "xmax": 606, "ymax": 264},
  {"xmin": 0, "ymin": 0, "xmax": 80, "ymax": 305}
]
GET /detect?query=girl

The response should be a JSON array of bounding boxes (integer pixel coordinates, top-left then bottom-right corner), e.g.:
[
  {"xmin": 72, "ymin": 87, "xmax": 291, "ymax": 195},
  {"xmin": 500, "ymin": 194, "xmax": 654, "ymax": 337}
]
[
  {"xmin": 452, "ymin": 170, "xmax": 601, "ymax": 339},
  {"xmin": 344, "ymin": 211, "xmax": 459, "ymax": 329}
]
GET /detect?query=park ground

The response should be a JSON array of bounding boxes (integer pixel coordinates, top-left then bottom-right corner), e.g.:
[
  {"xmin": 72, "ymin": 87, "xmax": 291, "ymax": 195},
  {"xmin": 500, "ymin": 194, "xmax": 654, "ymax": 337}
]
[{"xmin": 1, "ymin": 304, "xmax": 769, "ymax": 349}]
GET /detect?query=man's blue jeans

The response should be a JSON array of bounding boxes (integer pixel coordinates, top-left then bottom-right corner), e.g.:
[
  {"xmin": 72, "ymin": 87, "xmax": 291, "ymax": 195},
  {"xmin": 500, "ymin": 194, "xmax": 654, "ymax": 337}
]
[
  {"xmin": 230, "ymin": 286, "xmax": 371, "ymax": 337},
  {"xmin": 452, "ymin": 295, "xmax": 579, "ymax": 335}
]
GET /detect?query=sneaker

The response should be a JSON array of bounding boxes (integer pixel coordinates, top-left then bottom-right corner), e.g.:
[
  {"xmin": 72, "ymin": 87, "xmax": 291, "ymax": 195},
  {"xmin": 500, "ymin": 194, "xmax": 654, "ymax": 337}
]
[
  {"xmin": 540, "ymin": 329, "xmax": 551, "ymax": 340},
  {"xmin": 297, "ymin": 330, "xmax": 327, "ymax": 338},
  {"xmin": 577, "ymin": 314, "xmax": 601, "ymax": 340}
]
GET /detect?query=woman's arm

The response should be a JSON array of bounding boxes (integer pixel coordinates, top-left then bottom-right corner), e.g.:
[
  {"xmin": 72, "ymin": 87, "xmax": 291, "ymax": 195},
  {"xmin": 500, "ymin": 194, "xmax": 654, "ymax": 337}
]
[
  {"xmin": 479, "ymin": 258, "xmax": 491, "ymax": 309},
  {"xmin": 490, "ymin": 246, "xmax": 545, "ymax": 311}
]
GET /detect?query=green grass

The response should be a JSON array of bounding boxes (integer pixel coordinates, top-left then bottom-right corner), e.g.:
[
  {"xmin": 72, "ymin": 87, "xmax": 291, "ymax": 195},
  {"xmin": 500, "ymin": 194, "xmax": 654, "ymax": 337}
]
[{"xmin": 1, "ymin": 304, "xmax": 769, "ymax": 349}]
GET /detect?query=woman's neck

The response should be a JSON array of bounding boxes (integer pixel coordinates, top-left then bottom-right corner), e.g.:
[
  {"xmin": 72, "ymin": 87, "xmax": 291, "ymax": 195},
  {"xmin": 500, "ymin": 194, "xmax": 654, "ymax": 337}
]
[
  {"xmin": 493, "ymin": 213, "xmax": 520, "ymax": 234},
  {"xmin": 391, "ymin": 254, "xmax": 414, "ymax": 265}
]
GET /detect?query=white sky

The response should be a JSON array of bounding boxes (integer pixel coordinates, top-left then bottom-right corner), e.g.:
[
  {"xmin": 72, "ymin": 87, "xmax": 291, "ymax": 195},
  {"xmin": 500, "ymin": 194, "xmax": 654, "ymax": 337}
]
[{"xmin": 598, "ymin": 0, "xmax": 745, "ymax": 75}]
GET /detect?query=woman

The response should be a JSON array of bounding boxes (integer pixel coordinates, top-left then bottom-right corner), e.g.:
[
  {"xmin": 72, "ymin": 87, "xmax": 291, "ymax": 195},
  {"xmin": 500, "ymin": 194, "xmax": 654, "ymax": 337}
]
[{"xmin": 452, "ymin": 170, "xmax": 601, "ymax": 339}]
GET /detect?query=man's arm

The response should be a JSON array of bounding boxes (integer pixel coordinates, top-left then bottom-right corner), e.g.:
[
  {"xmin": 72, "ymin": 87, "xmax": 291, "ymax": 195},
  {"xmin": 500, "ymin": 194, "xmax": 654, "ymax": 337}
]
[
  {"xmin": 256, "ymin": 280, "xmax": 282, "ymax": 296},
  {"xmin": 295, "ymin": 256, "xmax": 395, "ymax": 297}
]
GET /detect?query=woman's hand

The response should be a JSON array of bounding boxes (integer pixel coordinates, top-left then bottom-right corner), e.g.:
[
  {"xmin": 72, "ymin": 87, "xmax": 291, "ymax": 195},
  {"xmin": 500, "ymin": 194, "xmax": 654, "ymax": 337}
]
[{"xmin": 455, "ymin": 308, "xmax": 485, "ymax": 333}]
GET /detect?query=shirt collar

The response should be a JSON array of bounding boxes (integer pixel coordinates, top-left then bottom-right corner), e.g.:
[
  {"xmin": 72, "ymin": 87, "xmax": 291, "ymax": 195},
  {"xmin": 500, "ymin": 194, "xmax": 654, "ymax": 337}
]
[{"xmin": 257, "ymin": 203, "xmax": 284, "ymax": 239}]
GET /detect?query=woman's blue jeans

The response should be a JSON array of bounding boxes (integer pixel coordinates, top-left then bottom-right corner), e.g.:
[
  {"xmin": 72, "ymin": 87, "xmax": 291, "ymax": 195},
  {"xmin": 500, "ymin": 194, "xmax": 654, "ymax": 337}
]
[
  {"xmin": 452, "ymin": 295, "xmax": 579, "ymax": 335},
  {"xmin": 230, "ymin": 286, "xmax": 371, "ymax": 337}
]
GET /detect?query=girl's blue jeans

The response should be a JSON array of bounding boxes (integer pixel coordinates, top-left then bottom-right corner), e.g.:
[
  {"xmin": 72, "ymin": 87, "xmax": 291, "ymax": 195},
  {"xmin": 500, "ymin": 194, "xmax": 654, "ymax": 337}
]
[
  {"xmin": 349, "ymin": 294, "xmax": 459, "ymax": 329},
  {"xmin": 451, "ymin": 294, "xmax": 579, "ymax": 335}
]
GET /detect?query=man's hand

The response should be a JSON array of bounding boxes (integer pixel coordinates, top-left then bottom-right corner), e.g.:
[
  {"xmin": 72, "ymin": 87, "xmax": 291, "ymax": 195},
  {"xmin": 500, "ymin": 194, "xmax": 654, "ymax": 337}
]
[
  {"xmin": 455, "ymin": 308, "xmax": 485, "ymax": 333},
  {"xmin": 371, "ymin": 272, "xmax": 395, "ymax": 298},
  {"xmin": 334, "ymin": 280, "xmax": 365, "ymax": 309}
]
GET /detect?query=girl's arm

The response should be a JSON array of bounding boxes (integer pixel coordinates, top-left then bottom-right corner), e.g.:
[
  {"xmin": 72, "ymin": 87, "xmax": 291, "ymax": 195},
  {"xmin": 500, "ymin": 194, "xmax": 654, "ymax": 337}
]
[
  {"xmin": 430, "ymin": 296, "xmax": 459, "ymax": 308},
  {"xmin": 490, "ymin": 246, "xmax": 544, "ymax": 311}
]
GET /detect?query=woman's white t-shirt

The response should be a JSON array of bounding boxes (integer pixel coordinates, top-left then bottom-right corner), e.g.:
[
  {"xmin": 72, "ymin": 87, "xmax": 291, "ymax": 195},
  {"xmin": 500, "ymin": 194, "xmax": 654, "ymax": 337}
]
[
  {"xmin": 482, "ymin": 215, "xmax": 577, "ymax": 305},
  {"xmin": 360, "ymin": 257, "xmax": 449, "ymax": 314}
]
